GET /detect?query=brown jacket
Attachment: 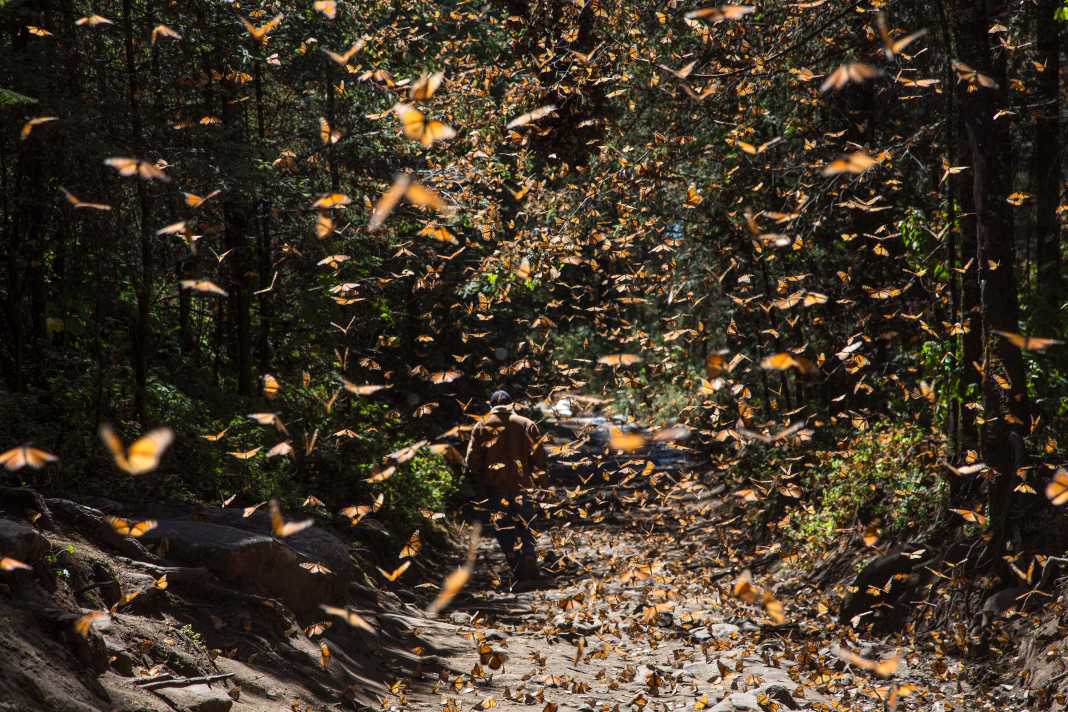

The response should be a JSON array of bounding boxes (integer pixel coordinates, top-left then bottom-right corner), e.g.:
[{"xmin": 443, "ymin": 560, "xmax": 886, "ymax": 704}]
[{"xmin": 465, "ymin": 405, "xmax": 547, "ymax": 494}]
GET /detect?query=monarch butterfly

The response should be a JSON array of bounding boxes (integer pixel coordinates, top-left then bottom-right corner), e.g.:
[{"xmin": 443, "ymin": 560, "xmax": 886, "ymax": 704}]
[
  {"xmin": 104, "ymin": 157, "xmax": 170, "ymax": 182},
  {"xmin": 427, "ymin": 524, "xmax": 479, "ymax": 615},
  {"xmin": 429, "ymin": 369, "xmax": 462, "ymax": 384},
  {"xmin": 393, "ymin": 103, "xmax": 456, "ymax": 147},
  {"xmin": 313, "ymin": 1, "xmax": 336, "ymax": 19},
  {"xmin": 226, "ymin": 446, "xmax": 262, "ymax": 461},
  {"xmin": 340, "ymin": 380, "xmax": 389, "ymax": 395},
  {"xmin": 315, "ymin": 212, "xmax": 334, "ymax": 239},
  {"xmin": 365, "ymin": 465, "xmax": 396, "ymax": 483},
  {"xmin": 993, "ymin": 330, "xmax": 1063, "ymax": 352},
  {"xmin": 183, "ymin": 190, "xmax": 219, "ymax": 208},
  {"xmin": 150, "ymin": 24, "xmax": 181, "ymax": 45},
  {"xmin": 269, "ymin": 499, "xmax": 313, "ymax": 538},
  {"xmin": 179, "ymin": 280, "xmax": 228, "ymax": 296},
  {"xmin": 73, "ymin": 611, "xmax": 108, "ymax": 637},
  {"xmin": 820, "ymin": 63, "xmax": 882, "ymax": 92},
  {"xmin": 400, "ymin": 530, "xmax": 422, "ymax": 559},
  {"xmin": 0, "ymin": 557, "xmax": 32, "ymax": 571},
  {"xmin": 0, "ymin": 445, "xmax": 58, "ymax": 471},
  {"xmin": 377, "ymin": 560, "xmax": 411, "ymax": 582},
  {"xmin": 98, "ymin": 425, "xmax": 173, "ymax": 475},
  {"xmin": 684, "ymin": 5, "xmax": 755, "ymax": 21},
  {"xmin": 300, "ymin": 561, "xmax": 333, "ymax": 575},
  {"xmin": 323, "ymin": 40, "xmax": 365, "ymax": 66},
  {"xmin": 409, "ymin": 72, "xmax": 445, "ymax": 101},
  {"xmin": 21, "ymin": 116, "xmax": 58, "ymax": 140},
  {"xmin": 1046, "ymin": 468, "xmax": 1068, "ymax": 506},
  {"xmin": 505, "ymin": 104, "xmax": 557, "ymax": 129},
  {"xmin": 311, "ymin": 192, "xmax": 350, "ymax": 209},
  {"xmin": 832, "ymin": 646, "xmax": 900, "ymax": 677},
  {"xmin": 241, "ymin": 14, "xmax": 283, "ymax": 43},
  {"xmin": 262, "ymin": 374, "xmax": 280, "ymax": 399},
  {"xmin": 478, "ymin": 643, "xmax": 508, "ymax": 669},
  {"xmin": 951, "ymin": 60, "xmax": 998, "ymax": 89},
  {"xmin": 822, "ymin": 151, "xmax": 877, "ymax": 176},
  {"xmin": 319, "ymin": 641, "xmax": 331, "ymax": 668},
  {"xmin": 59, "ymin": 187, "xmax": 110, "ymax": 211},
  {"xmin": 319, "ymin": 117, "xmax": 342, "ymax": 145},
  {"xmin": 105, "ymin": 516, "xmax": 158, "ymax": 538},
  {"xmin": 760, "ymin": 352, "xmax": 816, "ymax": 375},
  {"xmin": 76, "ymin": 15, "xmax": 113, "ymax": 26},
  {"xmin": 320, "ymin": 604, "xmax": 376, "ymax": 633},
  {"xmin": 597, "ymin": 354, "xmax": 643, "ymax": 367}
]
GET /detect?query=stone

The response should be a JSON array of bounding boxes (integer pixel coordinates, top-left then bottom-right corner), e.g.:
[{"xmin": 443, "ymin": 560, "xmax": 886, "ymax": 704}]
[
  {"xmin": 153, "ymin": 683, "xmax": 233, "ymax": 712},
  {"xmin": 0, "ymin": 519, "xmax": 48, "ymax": 565},
  {"xmin": 140, "ymin": 519, "xmax": 345, "ymax": 620},
  {"xmin": 710, "ymin": 622, "xmax": 741, "ymax": 638}
]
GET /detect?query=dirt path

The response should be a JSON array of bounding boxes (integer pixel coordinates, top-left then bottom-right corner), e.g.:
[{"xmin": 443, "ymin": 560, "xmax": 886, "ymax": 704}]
[{"xmin": 395, "ymin": 438, "xmax": 1014, "ymax": 712}]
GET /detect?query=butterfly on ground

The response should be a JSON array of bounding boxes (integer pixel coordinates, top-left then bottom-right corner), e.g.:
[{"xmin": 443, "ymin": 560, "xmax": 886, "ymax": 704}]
[
  {"xmin": 0, "ymin": 444, "xmax": 58, "ymax": 471},
  {"xmin": 98, "ymin": 425, "xmax": 174, "ymax": 475}
]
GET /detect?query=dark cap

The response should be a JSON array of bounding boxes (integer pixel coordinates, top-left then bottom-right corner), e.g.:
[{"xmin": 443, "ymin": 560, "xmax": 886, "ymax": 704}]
[{"xmin": 489, "ymin": 390, "xmax": 512, "ymax": 406}]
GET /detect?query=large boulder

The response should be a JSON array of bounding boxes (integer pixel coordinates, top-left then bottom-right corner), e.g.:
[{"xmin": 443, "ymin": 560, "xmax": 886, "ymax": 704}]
[{"xmin": 140, "ymin": 519, "xmax": 346, "ymax": 620}]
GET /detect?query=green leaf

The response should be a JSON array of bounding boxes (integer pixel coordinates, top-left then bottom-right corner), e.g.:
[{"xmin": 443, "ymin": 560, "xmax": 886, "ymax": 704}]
[{"xmin": 0, "ymin": 87, "xmax": 37, "ymax": 107}]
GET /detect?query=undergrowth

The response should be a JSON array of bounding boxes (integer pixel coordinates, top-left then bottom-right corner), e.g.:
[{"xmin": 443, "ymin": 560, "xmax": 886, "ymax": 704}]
[{"xmin": 787, "ymin": 422, "xmax": 945, "ymax": 549}]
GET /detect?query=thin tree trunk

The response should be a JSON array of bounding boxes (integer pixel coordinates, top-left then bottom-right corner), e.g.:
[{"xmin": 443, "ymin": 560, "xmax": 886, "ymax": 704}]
[
  {"xmin": 1033, "ymin": 0, "xmax": 1062, "ymax": 322},
  {"xmin": 122, "ymin": 0, "xmax": 153, "ymax": 426}
]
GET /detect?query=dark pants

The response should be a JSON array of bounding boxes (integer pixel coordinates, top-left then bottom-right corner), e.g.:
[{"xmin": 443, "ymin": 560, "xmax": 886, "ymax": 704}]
[{"xmin": 467, "ymin": 494, "xmax": 537, "ymax": 574}]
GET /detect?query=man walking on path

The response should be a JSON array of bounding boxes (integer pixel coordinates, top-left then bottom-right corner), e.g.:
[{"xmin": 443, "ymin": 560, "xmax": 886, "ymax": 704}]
[{"xmin": 464, "ymin": 389, "xmax": 547, "ymax": 582}]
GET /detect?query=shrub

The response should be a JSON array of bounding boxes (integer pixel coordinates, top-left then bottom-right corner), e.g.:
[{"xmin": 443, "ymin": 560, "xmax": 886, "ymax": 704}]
[{"xmin": 786, "ymin": 422, "xmax": 944, "ymax": 549}]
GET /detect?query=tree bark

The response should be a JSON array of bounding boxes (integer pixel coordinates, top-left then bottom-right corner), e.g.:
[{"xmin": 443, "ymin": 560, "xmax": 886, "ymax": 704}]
[
  {"xmin": 1032, "ymin": 0, "xmax": 1062, "ymax": 322},
  {"xmin": 950, "ymin": 0, "xmax": 1029, "ymax": 559}
]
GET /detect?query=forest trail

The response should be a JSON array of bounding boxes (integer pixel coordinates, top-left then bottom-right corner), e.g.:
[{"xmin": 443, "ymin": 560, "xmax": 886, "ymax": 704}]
[{"xmin": 396, "ymin": 419, "xmax": 1017, "ymax": 712}]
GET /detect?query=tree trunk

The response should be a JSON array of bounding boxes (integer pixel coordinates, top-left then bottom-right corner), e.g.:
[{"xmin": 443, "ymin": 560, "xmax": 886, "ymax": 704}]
[
  {"xmin": 1032, "ymin": 0, "xmax": 1062, "ymax": 322},
  {"xmin": 950, "ymin": 0, "xmax": 1029, "ymax": 559},
  {"xmin": 122, "ymin": 0, "xmax": 153, "ymax": 426}
]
